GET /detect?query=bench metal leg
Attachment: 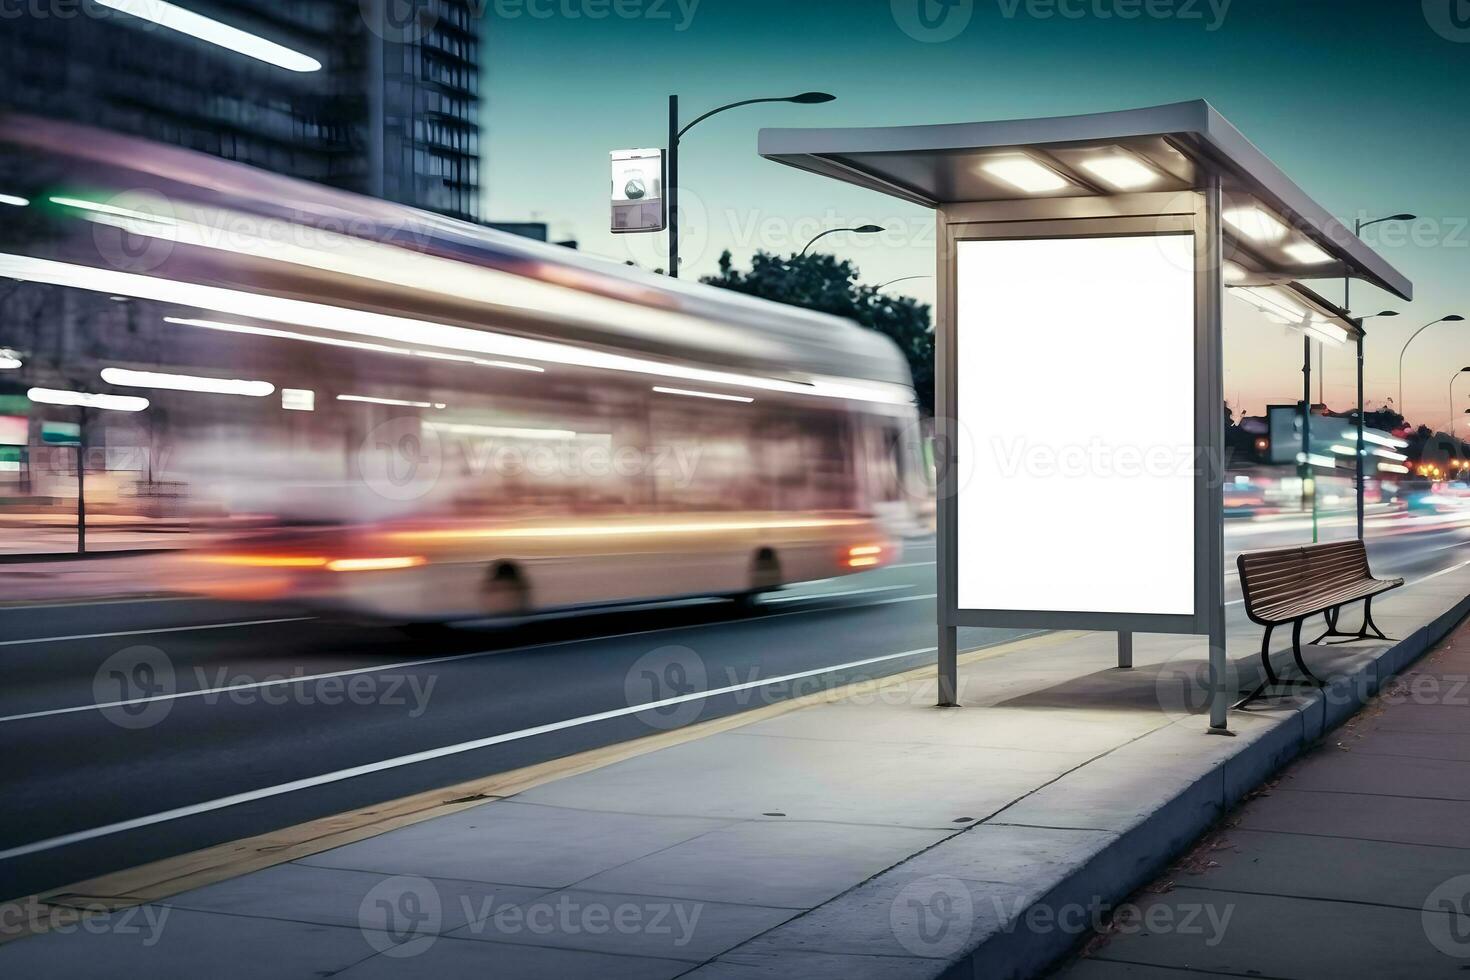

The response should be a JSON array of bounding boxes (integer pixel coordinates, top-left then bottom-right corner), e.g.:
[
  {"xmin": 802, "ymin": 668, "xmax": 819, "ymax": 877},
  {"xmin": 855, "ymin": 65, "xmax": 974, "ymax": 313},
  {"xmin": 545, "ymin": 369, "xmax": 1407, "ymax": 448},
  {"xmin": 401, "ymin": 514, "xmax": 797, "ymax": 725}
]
[
  {"xmin": 1258, "ymin": 623, "xmax": 1278, "ymax": 686},
  {"xmin": 1310, "ymin": 607, "xmax": 1345, "ymax": 644},
  {"xmin": 1290, "ymin": 618, "xmax": 1324, "ymax": 686},
  {"xmin": 1233, "ymin": 624, "xmax": 1279, "ymax": 710},
  {"xmin": 1312, "ymin": 597, "xmax": 1394, "ymax": 644},
  {"xmin": 1362, "ymin": 596, "xmax": 1391, "ymax": 641}
]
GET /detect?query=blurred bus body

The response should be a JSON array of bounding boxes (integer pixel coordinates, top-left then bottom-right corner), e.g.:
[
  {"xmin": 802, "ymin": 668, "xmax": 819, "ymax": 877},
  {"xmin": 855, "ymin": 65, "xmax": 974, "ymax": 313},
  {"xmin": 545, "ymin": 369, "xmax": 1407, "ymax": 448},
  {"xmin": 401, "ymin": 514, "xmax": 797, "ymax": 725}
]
[{"xmin": 0, "ymin": 117, "xmax": 931, "ymax": 622}]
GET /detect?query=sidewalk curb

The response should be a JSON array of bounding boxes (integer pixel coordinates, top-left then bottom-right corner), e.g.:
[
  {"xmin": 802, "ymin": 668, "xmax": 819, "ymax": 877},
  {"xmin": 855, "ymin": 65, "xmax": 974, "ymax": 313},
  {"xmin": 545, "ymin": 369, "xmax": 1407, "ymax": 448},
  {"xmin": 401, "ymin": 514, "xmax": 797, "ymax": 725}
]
[
  {"xmin": 0, "ymin": 548, "xmax": 183, "ymax": 565},
  {"xmin": 943, "ymin": 590, "xmax": 1470, "ymax": 980}
]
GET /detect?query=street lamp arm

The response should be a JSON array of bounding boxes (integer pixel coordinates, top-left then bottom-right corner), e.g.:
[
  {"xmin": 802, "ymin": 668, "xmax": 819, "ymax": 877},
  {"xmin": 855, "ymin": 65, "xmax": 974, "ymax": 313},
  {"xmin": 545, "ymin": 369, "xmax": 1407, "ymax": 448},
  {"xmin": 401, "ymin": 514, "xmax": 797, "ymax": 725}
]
[
  {"xmin": 1356, "ymin": 213, "xmax": 1415, "ymax": 234},
  {"xmin": 1398, "ymin": 316, "xmax": 1465, "ymax": 418},
  {"xmin": 1399, "ymin": 323, "xmax": 1446, "ymax": 382},
  {"xmin": 800, "ymin": 227, "xmax": 846, "ymax": 256},
  {"xmin": 875, "ymin": 275, "xmax": 932, "ymax": 290},
  {"xmin": 799, "ymin": 225, "xmax": 884, "ymax": 256},
  {"xmin": 677, "ymin": 97, "xmax": 792, "ymax": 141}
]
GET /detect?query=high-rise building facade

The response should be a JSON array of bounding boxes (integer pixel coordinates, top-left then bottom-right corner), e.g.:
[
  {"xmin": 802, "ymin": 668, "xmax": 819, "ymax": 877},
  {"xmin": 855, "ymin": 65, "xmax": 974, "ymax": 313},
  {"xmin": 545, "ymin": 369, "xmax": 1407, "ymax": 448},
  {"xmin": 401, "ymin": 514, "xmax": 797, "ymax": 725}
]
[
  {"xmin": 0, "ymin": 0, "xmax": 482, "ymax": 221},
  {"xmin": 370, "ymin": 0, "xmax": 481, "ymax": 221}
]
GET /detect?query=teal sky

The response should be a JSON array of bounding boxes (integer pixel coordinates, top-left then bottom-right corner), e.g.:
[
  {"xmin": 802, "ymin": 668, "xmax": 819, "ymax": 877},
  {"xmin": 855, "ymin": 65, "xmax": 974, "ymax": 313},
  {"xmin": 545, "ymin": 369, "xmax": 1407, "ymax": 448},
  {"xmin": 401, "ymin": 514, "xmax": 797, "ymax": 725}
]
[{"xmin": 483, "ymin": 0, "xmax": 1470, "ymax": 430}]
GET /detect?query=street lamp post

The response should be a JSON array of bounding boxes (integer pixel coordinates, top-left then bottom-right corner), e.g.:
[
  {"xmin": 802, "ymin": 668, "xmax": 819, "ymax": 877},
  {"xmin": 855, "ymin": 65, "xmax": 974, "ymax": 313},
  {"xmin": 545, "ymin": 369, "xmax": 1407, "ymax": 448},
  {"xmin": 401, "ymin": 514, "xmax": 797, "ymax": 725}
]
[
  {"xmin": 666, "ymin": 91, "xmax": 834, "ymax": 278},
  {"xmin": 1347, "ymin": 213, "xmax": 1414, "ymax": 542},
  {"xmin": 1452, "ymin": 367, "xmax": 1470, "ymax": 433},
  {"xmin": 1349, "ymin": 310, "xmax": 1398, "ymax": 539},
  {"xmin": 799, "ymin": 224, "xmax": 885, "ymax": 257},
  {"xmin": 1399, "ymin": 315, "xmax": 1467, "ymax": 416},
  {"xmin": 1302, "ymin": 334, "xmax": 1316, "ymax": 542}
]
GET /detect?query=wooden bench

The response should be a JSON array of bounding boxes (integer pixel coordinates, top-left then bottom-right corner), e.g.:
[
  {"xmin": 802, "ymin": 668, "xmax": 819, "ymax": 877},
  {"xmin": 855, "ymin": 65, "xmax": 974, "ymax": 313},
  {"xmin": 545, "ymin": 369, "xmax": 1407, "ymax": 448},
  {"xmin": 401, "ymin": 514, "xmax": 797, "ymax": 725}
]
[{"xmin": 1235, "ymin": 540, "xmax": 1402, "ymax": 707}]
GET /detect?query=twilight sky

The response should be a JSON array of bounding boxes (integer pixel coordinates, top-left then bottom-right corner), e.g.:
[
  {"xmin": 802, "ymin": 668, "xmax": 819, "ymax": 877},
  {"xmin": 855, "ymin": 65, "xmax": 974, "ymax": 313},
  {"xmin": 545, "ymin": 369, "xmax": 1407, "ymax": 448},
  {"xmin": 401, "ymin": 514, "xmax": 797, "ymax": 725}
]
[{"xmin": 483, "ymin": 0, "xmax": 1470, "ymax": 430}]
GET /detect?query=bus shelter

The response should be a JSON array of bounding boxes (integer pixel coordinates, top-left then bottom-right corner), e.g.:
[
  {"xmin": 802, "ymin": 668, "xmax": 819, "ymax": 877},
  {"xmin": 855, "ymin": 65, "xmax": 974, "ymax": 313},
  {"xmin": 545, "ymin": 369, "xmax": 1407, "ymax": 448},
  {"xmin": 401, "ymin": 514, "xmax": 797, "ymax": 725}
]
[{"xmin": 761, "ymin": 101, "xmax": 1413, "ymax": 731}]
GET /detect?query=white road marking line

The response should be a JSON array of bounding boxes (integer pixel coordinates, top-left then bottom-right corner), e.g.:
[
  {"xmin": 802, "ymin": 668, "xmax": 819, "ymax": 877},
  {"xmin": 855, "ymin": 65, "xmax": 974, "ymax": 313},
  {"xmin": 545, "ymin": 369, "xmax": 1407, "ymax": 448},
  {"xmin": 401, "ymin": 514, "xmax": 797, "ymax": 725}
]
[
  {"xmin": 764, "ymin": 584, "xmax": 912, "ymax": 603},
  {"xmin": 0, "ymin": 645, "xmax": 943, "ymax": 861},
  {"xmin": 0, "ymin": 617, "xmax": 313, "ymax": 648},
  {"xmin": 1405, "ymin": 559, "xmax": 1470, "ymax": 586},
  {"xmin": 0, "ymin": 595, "xmax": 939, "ymax": 726}
]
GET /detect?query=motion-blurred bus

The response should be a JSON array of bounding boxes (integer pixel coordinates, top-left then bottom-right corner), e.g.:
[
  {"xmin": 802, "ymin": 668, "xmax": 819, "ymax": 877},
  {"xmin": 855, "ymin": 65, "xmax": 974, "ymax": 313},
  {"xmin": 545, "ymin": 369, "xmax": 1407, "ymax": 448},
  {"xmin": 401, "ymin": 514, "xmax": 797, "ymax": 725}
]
[{"xmin": 0, "ymin": 117, "xmax": 931, "ymax": 624}]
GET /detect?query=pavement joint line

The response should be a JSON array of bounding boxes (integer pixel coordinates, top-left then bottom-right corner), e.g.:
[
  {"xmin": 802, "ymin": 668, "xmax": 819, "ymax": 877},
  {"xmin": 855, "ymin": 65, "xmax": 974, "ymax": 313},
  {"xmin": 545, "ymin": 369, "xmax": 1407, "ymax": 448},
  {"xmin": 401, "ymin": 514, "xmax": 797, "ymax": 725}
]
[
  {"xmin": 1084, "ymin": 956, "xmax": 1295, "ymax": 980},
  {"xmin": 1146, "ymin": 881, "xmax": 1464, "ymax": 918},
  {"xmin": 0, "ymin": 592, "xmax": 940, "ymax": 726},
  {"xmin": 1275, "ymin": 786, "xmax": 1470, "ymax": 802},
  {"xmin": 0, "ymin": 629, "xmax": 1077, "ymax": 942},
  {"xmin": 0, "ymin": 647, "xmax": 951, "ymax": 861},
  {"xmin": 0, "ymin": 616, "xmax": 314, "ymax": 648}
]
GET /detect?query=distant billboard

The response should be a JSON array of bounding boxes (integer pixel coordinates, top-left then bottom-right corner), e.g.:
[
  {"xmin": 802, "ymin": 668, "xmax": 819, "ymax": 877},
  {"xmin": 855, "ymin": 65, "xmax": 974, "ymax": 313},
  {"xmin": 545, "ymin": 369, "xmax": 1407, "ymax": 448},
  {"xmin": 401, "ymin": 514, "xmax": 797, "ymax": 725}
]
[
  {"xmin": 1266, "ymin": 404, "xmax": 1302, "ymax": 465},
  {"xmin": 610, "ymin": 148, "xmax": 665, "ymax": 234}
]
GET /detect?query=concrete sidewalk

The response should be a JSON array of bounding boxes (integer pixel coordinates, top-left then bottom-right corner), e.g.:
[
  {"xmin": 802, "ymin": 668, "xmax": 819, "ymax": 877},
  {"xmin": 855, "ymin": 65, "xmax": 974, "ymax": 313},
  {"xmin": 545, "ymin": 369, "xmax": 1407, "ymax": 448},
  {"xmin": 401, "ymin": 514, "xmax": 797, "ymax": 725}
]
[
  {"xmin": 3, "ymin": 565, "xmax": 1469, "ymax": 979},
  {"xmin": 1053, "ymin": 610, "xmax": 1470, "ymax": 979}
]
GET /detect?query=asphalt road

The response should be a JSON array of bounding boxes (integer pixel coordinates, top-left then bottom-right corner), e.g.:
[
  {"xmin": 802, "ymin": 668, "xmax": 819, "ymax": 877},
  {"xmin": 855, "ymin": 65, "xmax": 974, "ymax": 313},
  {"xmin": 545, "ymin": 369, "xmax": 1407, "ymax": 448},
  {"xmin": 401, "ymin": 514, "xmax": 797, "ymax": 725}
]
[{"xmin": 2, "ymin": 516, "xmax": 1466, "ymax": 902}]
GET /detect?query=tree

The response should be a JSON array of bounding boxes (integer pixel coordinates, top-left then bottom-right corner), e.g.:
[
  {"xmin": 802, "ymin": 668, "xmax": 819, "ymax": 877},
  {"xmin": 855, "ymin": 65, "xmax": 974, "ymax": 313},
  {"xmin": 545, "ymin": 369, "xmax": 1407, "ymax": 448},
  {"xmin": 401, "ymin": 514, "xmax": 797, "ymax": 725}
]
[{"xmin": 701, "ymin": 250, "xmax": 935, "ymax": 415}]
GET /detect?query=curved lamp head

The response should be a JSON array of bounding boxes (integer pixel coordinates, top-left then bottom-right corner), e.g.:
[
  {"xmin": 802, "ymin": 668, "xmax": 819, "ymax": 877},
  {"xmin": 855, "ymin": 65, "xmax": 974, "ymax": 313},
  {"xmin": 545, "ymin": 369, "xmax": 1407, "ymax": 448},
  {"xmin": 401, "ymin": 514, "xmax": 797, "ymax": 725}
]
[
  {"xmin": 1375, "ymin": 310, "xmax": 1400, "ymax": 317},
  {"xmin": 787, "ymin": 92, "xmax": 836, "ymax": 104},
  {"xmin": 1387, "ymin": 213, "xmax": 1418, "ymax": 222},
  {"xmin": 853, "ymin": 224, "xmax": 885, "ymax": 234},
  {"xmin": 1446, "ymin": 315, "xmax": 1467, "ymax": 323}
]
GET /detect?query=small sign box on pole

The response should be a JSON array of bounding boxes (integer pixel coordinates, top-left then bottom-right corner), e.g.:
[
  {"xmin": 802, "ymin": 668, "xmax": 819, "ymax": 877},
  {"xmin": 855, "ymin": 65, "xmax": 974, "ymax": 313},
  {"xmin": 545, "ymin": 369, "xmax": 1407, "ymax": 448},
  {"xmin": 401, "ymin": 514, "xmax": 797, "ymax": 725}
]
[{"xmin": 610, "ymin": 148, "xmax": 666, "ymax": 234}]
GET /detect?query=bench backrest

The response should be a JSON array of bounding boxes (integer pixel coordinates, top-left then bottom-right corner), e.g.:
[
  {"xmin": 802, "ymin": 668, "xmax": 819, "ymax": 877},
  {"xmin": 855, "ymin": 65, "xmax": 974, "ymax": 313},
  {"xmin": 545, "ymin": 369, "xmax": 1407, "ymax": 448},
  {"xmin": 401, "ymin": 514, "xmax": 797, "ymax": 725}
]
[{"xmin": 1237, "ymin": 540, "xmax": 1371, "ymax": 617}]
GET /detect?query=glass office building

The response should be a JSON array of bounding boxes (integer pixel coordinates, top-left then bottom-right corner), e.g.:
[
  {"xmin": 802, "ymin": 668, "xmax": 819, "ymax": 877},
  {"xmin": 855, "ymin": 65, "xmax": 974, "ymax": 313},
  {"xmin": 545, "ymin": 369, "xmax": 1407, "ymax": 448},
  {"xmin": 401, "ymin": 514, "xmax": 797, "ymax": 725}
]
[{"xmin": 0, "ymin": 0, "xmax": 482, "ymax": 221}]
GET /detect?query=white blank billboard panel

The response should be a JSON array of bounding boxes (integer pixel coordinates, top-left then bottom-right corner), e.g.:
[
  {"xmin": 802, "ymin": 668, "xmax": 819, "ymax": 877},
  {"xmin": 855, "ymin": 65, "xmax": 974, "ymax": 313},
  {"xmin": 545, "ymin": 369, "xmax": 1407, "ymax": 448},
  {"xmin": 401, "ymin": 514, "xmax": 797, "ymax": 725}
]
[{"xmin": 955, "ymin": 234, "xmax": 1197, "ymax": 617}]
